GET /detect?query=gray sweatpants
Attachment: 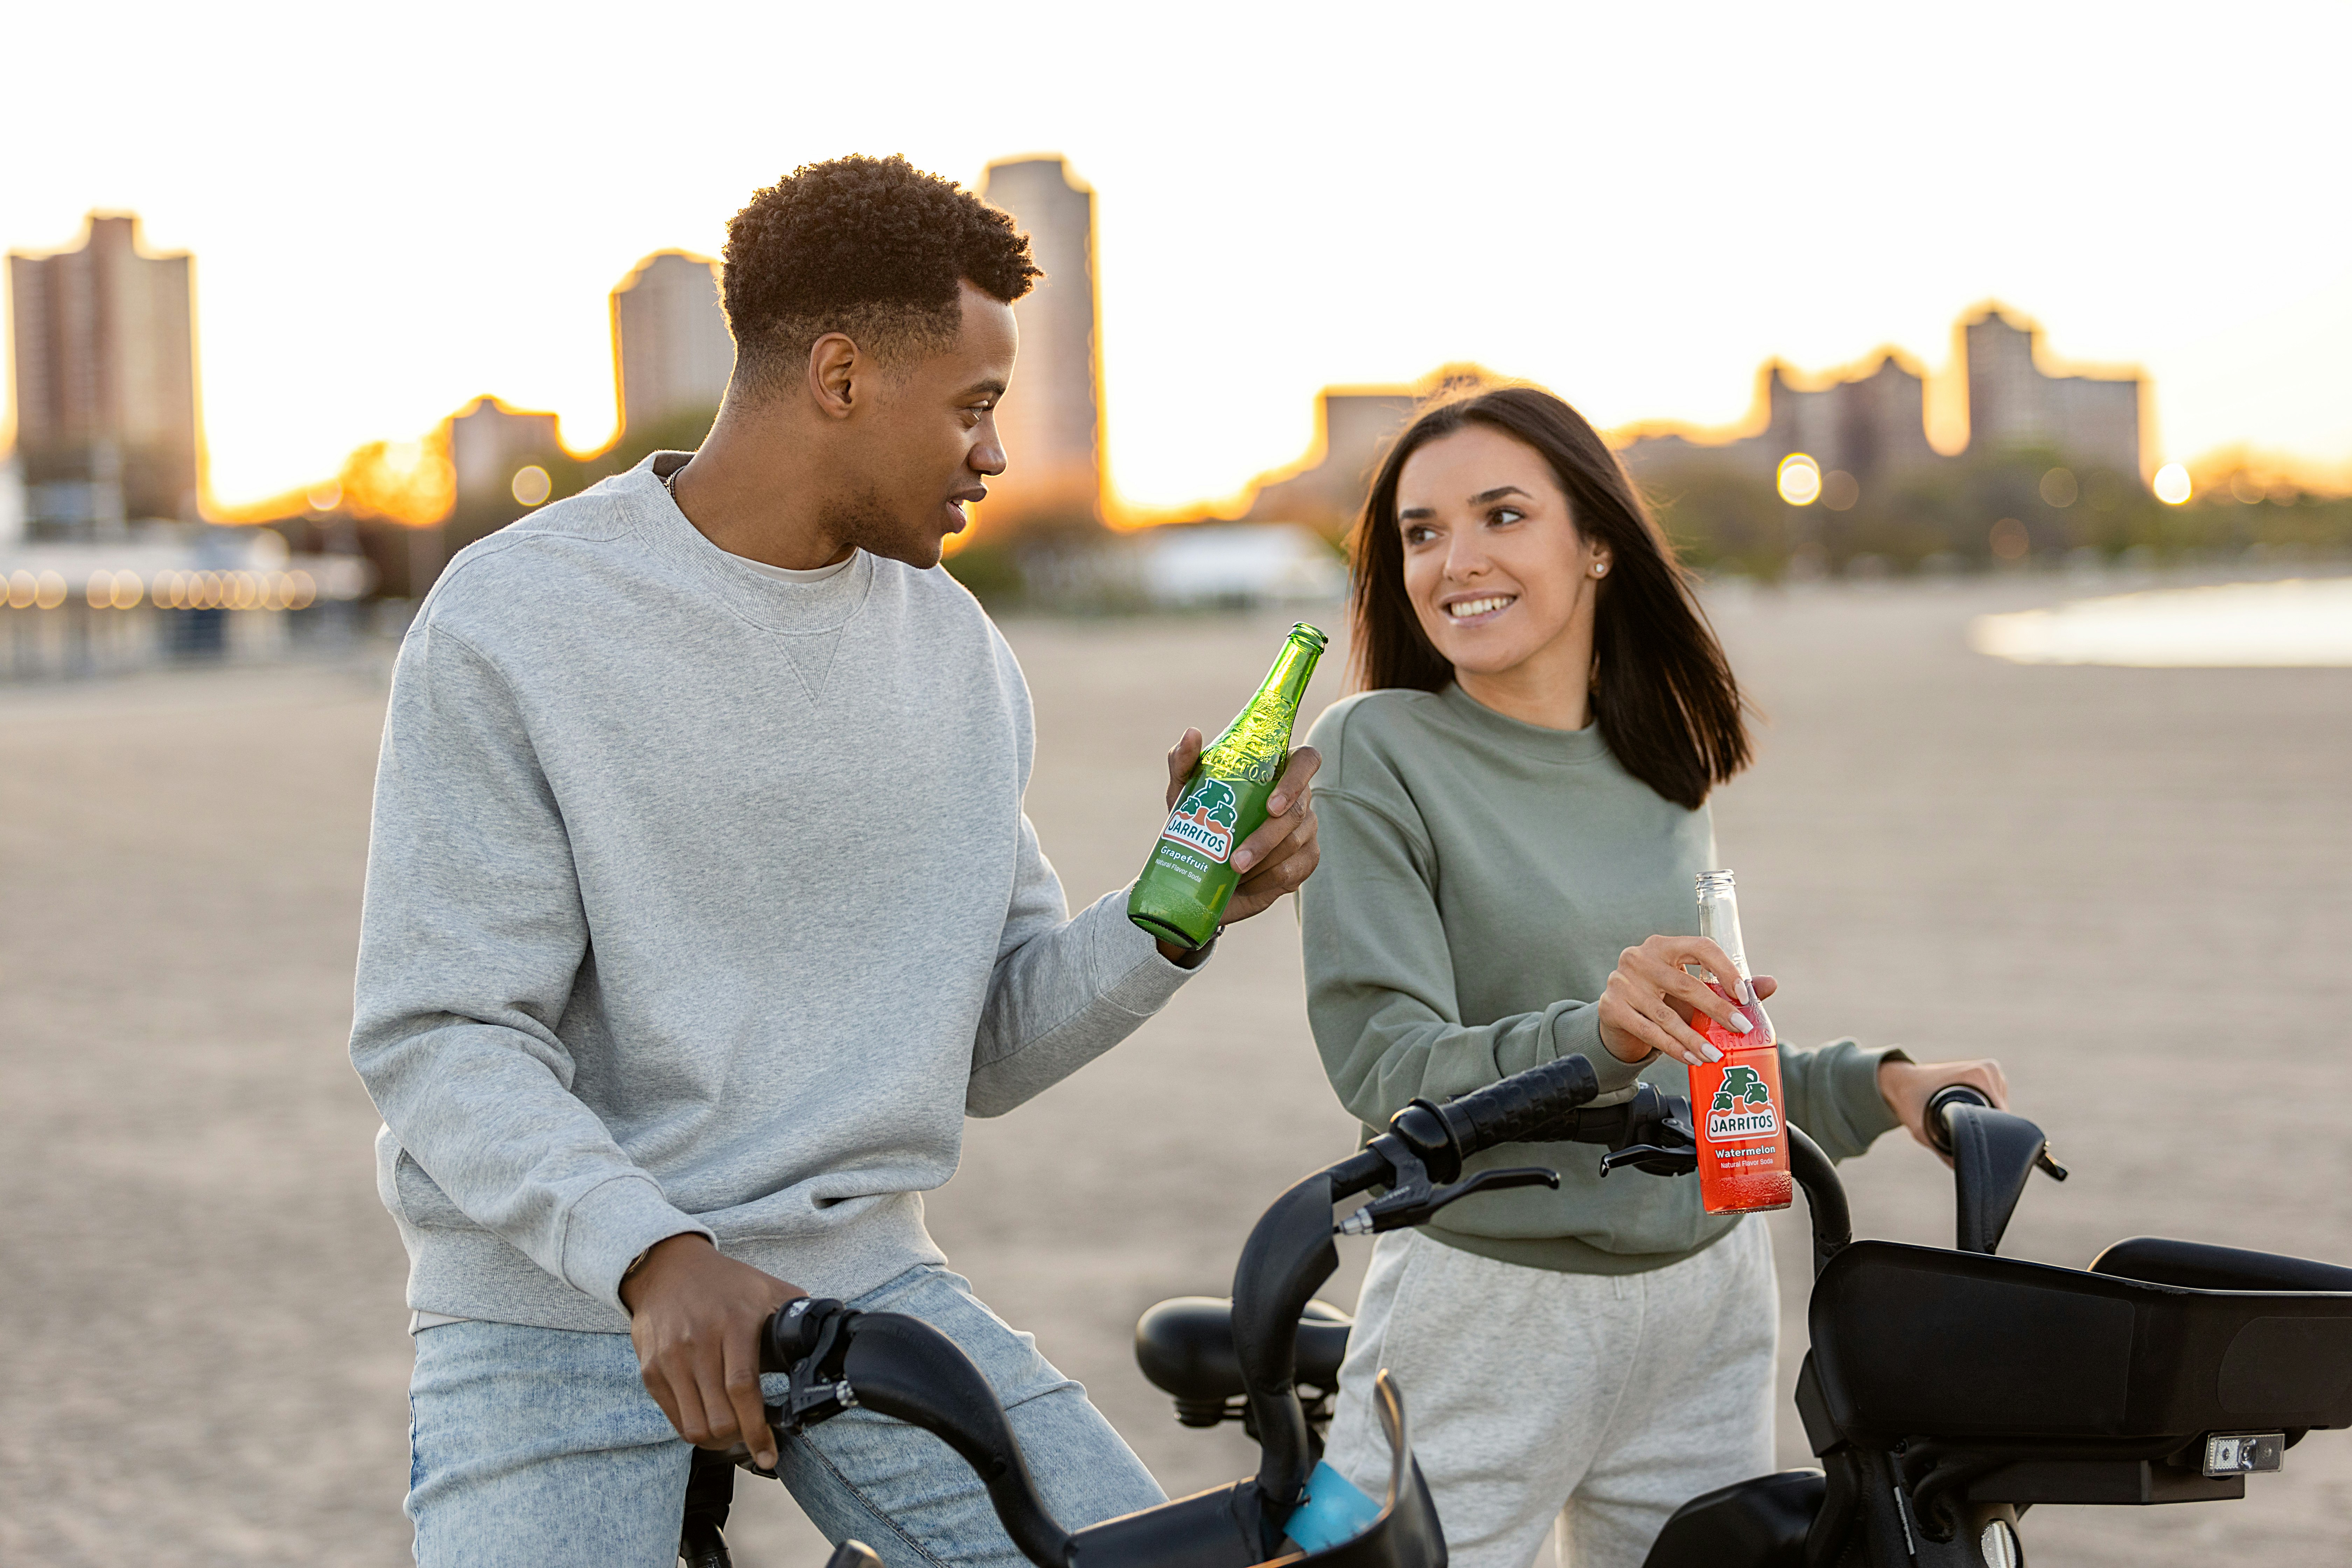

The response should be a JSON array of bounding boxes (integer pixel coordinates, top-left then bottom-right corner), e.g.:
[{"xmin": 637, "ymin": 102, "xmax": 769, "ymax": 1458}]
[{"xmin": 1321, "ymin": 1220, "xmax": 1778, "ymax": 1568}]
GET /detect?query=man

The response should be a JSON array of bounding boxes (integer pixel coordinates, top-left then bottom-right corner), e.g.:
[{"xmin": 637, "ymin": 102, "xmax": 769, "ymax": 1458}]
[{"xmin": 351, "ymin": 154, "xmax": 1321, "ymax": 1566}]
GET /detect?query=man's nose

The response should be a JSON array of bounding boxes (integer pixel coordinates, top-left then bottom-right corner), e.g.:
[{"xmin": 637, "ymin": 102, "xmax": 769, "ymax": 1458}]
[{"xmin": 970, "ymin": 423, "xmax": 1007, "ymax": 478}]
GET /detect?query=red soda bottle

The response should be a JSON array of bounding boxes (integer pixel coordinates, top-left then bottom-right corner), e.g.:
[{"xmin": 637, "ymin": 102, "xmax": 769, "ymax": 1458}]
[{"xmin": 1686, "ymin": 870, "xmax": 1792, "ymax": 1214}]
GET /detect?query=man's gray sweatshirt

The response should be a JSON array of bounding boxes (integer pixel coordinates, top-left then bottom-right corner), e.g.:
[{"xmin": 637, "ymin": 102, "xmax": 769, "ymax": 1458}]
[{"xmin": 351, "ymin": 455, "xmax": 1203, "ymax": 1334}]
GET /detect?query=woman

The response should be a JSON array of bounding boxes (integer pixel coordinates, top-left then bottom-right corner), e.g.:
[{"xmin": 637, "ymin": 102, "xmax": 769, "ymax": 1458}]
[{"xmin": 1299, "ymin": 386, "xmax": 2005, "ymax": 1568}]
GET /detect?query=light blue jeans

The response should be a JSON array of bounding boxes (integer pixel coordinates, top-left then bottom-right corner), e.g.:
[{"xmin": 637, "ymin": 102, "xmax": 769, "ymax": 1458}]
[{"xmin": 407, "ymin": 1265, "xmax": 1164, "ymax": 1568}]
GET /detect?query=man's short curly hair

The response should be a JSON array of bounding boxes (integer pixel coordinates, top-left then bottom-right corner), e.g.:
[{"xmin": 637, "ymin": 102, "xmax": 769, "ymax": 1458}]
[{"xmin": 722, "ymin": 154, "xmax": 1040, "ymax": 394}]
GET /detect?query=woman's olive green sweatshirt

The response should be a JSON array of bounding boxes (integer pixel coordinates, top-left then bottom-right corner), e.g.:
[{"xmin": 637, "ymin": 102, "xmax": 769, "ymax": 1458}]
[{"xmin": 1299, "ymin": 684, "xmax": 1904, "ymax": 1275}]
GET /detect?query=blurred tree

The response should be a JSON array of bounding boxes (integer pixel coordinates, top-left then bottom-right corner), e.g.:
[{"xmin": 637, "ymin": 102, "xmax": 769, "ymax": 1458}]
[{"xmin": 1630, "ymin": 445, "xmax": 2348, "ymax": 578}]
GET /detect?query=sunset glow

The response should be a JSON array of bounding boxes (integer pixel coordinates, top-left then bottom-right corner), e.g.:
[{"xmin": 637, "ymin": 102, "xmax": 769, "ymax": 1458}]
[{"xmin": 6, "ymin": 2, "xmax": 2351, "ymax": 514}]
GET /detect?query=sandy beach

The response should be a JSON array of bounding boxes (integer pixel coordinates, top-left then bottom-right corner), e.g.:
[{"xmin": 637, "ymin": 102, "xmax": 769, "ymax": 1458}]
[{"xmin": 2, "ymin": 573, "xmax": 2346, "ymax": 1566}]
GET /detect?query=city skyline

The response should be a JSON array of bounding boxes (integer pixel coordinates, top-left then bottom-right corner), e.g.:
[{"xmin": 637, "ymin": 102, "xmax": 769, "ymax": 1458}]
[
  {"xmin": 1225, "ymin": 304, "xmax": 2152, "ymax": 539},
  {"xmin": 6, "ymin": 2, "xmax": 2351, "ymax": 516},
  {"xmin": 1, "ymin": 211, "xmax": 2323, "ymax": 538}
]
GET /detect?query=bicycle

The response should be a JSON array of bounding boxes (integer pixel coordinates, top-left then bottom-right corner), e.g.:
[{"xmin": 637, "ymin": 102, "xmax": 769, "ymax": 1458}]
[
  {"xmin": 679, "ymin": 1054, "xmax": 1604, "ymax": 1568},
  {"xmin": 685, "ymin": 1058, "xmax": 2352, "ymax": 1568},
  {"xmin": 1138, "ymin": 1078, "xmax": 2352, "ymax": 1568}
]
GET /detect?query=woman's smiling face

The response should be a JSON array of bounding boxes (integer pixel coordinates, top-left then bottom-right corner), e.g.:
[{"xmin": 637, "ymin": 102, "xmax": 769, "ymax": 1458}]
[{"xmin": 1396, "ymin": 423, "xmax": 1610, "ymax": 683}]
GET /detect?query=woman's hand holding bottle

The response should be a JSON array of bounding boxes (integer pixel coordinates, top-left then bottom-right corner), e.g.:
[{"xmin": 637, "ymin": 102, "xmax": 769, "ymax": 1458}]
[{"xmin": 1596, "ymin": 934, "xmax": 1774, "ymax": 1069}]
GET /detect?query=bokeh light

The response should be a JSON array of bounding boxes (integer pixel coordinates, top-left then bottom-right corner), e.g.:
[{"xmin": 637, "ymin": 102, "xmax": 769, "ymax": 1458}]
[
  {"xmin": 2153, "ymin": 463, "xmax": 2193, "ymax": 505},
  {"xmin": 7, "ymin": 571, "xmax": 35, "ymax": 609},
  {"xmin": 306, "ymin": 481, "xmax": 344, "ymax": 512},
  {"xmin": 1776, "ymin": 453, "xmax": 1822, "ymax": 506},
  {"xmin": 1820, "ymin": 469, "xmax": 1860, "ymax": 511},
  {"xmin": 1989, "ymin": 518, "xmax": 2030, "ymax": 560},
  {"xmin": 2039, "ymin": 468, "xmax": 2078, "ymax": 508},
  {"xmin": 34, "ymin": 571, "xmax": 68, "ymax": 609},
  {"xmin": 511, "ymin": 465, "xmax": 552, "ymax": 506}
]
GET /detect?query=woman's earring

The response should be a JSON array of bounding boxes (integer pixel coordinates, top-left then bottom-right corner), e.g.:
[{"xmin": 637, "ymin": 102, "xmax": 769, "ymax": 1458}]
[{"xmin": 1594, "ymin": 563, "xmax": 1609, "ymax": 577}]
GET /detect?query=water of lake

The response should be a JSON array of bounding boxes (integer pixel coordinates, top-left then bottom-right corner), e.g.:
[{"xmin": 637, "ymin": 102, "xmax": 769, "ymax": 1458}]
[{"xmin": 1970, "ymin": 575, "xmax": 2352, "ymax": 666}]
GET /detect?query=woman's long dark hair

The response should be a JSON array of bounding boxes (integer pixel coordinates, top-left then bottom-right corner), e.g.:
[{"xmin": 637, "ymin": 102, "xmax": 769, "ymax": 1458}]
[{"xmin": 1349, "ymin": 385, "xmax": 1750, "ymax": 811}]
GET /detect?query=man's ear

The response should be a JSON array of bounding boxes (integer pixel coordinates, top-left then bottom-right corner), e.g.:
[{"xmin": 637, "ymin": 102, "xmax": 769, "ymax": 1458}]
[{"xmin": 807, "ymin": 333, "xmax": 860, "ymax": 420}]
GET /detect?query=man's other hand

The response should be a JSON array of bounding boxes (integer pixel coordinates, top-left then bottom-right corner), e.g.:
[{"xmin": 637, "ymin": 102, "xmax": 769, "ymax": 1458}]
[
  {"xmin": 1160, "ymin": 729, "xmax": 1323, "ymax": 936},
  {"xmin": 621, "ymin": 1233, "xmax": 806, "ymax": 1469}
]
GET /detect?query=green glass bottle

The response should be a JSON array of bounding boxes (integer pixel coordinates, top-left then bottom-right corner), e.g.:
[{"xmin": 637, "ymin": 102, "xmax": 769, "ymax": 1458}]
[{"xmin": 1128, "ymin": 622, "xmax": 1328, "ymax": 949}]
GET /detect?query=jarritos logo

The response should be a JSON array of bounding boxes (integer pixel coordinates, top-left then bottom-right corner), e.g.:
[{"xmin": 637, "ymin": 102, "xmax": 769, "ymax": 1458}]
[
  {"xmin": 1706, "ymin": 1064, "xmax": 1780, "ymax": 1141},
  {"xmin": 1161, "ymin": 776, "xmax": 1242, "ymax": 863}
]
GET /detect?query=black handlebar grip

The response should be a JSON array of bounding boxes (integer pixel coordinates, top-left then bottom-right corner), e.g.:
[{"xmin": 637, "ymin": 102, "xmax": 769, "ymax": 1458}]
[
  {"xmin": 1923, "ymin": 1084, "xmax": 1992, "ymax": 1158},
  {"xmin": 760, "ymin": 1296, "xmax": 845, "ymax": 1374},
  {"xmin": 1441, "ymin": 1055, "xmax": 1603, "ymax": 1157}
]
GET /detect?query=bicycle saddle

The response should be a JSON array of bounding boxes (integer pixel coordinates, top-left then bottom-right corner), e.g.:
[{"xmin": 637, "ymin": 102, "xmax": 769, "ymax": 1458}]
[{"xmin": 1135, "ymin": 1297, "xmax": 1352, "ymax": 1425}]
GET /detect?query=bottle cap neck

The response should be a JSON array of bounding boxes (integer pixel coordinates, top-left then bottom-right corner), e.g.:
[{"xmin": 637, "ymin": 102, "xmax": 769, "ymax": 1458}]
[
  {"xmin": 1256, "ymin": 630, "xmax": 1324, "ymax": 708},
  {"xmin": 1696, "ymin": 870, "xmax": 1753, "ymax": 980}
]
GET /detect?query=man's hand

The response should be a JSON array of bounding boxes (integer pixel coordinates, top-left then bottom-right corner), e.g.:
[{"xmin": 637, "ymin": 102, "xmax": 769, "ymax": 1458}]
[
  {"xmin": 620, "ymin": 1233, "xmax": 806, "ymax": 1469},
  {"xmin": 1159, "ymin": 728, "xmax": 1323, "ymax": 951},
  {"xmin": 1878, "ymin": 1056, "xmax": 2010, "ymax": 1161}
]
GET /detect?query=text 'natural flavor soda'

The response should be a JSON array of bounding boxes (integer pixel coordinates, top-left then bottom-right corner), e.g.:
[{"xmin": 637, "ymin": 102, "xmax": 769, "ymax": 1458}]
[
  {"xmin": 1686, "ymin": 870, "xmax": 1793, "ymax": 1214},
  {"xmin": 1127, "ymin": 623, "xmax": 1326, "ymax": 950}
]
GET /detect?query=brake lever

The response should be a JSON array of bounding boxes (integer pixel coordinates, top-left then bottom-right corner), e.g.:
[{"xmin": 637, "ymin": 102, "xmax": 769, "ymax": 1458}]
[
  {"xmin": 777, "ymin": 1299, "xmax": 861, "ymax": 1434},
  {"xmin": 1598, "ymin": 1143, "xmax": 1699, "ymax": 1178},
  {"xmin": 1337, "ymin": 1165, "xmax": 1558, "ymax": 1235}
]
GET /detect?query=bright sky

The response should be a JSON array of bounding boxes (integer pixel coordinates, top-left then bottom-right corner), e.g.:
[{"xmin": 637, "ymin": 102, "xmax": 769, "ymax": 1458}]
[{"xmin": 7, "ymin": 0, "xmax": 2350, "ymax": 514}]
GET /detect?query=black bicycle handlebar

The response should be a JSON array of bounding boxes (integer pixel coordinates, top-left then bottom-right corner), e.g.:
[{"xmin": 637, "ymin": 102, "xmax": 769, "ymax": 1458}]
[
  {"xmin": 744, "ymin": 1056, "xmax": 1608, "ymax": 1568},
  {"xmin": 1433, "ymin": 1053, "xmax": 1603, "ymax": 1160},
  {"xmin": 759, "ymin": 1299, "xmax": 1077, "ymax": 1568},
  {"xmin": 1925, "ymin": 1083, "xmax": 2069, "ymax": 1181}
]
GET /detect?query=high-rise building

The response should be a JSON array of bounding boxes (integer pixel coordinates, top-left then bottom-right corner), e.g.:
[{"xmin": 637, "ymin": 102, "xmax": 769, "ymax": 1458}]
[
  {"xmin": 1962, "ymin": 307, "xmax": 2141, "ymax": 477},
  {"xmin": 1618, "ymin": 352, "xmax": 1938, "ymax": 496},
  {"xmin": 1756, "ymin": 355, "xmax": 1939, "ymax": 482},
  {"xmin": 611, "ymin": 251, "xmax": 733, "ymax": 443},
  {"xmin": 1243, "ymin": 387, "xmax": 1422, "ymax": 533},
  {"xmin": 975, "ymin": 156, "xmax": 1100, "ymax": 533},
  {"xmin": 7, "ymin": 213, "xmax": 199, "ymax": 536},
  {"xmin": 447, "ymin": 395, "xmax": 561, "ymax": 506}
]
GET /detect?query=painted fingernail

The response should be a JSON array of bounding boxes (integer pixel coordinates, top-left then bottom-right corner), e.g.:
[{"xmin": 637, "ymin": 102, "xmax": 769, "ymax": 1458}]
[
  {"xmin": 1699, "ymin": 1042, "xmax": 1724, "ymax": 1062},
  {"xmin": 1726, "ymin": 1011, "xmax": 1753, "ymax": 1035},
  {"xmin": 1737, "ymin": 978, "xmax": 1757, "ymax": 1006}
]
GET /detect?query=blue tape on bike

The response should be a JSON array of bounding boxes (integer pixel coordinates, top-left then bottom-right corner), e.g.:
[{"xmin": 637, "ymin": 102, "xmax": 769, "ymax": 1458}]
[{"xmin": 1284, "ymin": 1461, "xmax": 1382, "ymax": 1553}]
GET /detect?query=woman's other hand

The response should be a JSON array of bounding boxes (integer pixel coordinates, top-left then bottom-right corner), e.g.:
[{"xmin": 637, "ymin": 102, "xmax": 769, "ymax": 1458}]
[
  {"xmin": 1878, "ymin": 1057, "xmax": 2010, "ymax": 1159},
  {"xmin": 1596, "ymin": 935, "xmax": 1773, "ymax": 1069}
]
